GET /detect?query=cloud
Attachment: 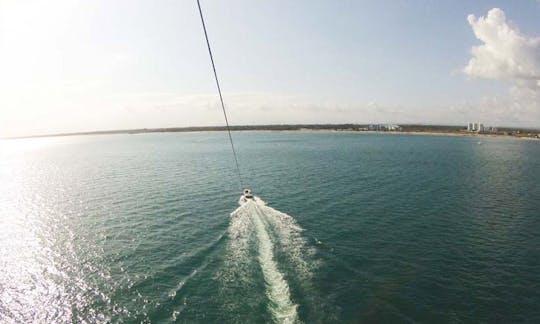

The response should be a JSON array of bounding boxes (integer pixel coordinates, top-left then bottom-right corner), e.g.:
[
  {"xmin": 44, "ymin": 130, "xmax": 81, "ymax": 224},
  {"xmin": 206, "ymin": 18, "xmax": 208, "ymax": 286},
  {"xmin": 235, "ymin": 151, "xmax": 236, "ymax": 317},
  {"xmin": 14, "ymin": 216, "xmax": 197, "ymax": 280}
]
[
  {"xmin": 114, "ymin": 92, "xmax": 403, "ymax": 126},
  {"xmin": 464, "ymin": 8, "xmax": 540, "ymax": 125},
  {"xmin": 464, "ymin": 8, "xmax": 540, "ymax": 82}
]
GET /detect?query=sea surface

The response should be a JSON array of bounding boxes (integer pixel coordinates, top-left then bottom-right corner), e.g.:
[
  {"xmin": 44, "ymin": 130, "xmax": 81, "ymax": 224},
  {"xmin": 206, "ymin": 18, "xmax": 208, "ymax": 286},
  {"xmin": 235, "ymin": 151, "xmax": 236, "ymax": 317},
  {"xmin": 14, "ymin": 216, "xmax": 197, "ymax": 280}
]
[{"xmin": 1, "ymin": 132, "xmax": 539, "ymax": 323}]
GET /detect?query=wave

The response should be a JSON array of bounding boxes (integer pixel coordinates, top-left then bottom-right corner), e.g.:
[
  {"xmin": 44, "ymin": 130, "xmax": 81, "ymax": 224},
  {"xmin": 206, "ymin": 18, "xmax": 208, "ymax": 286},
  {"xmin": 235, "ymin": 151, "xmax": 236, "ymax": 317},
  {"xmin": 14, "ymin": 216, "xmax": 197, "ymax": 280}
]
[
  {"xmin": 221, "ymin": 198, "xmax": 321, "ymax": 323},
  {"xmin": 258, "ymin": 204, "xmax": 317, "ymax": 282},
  {"xmin": 249, "ymin": 202, "xmax": 299, "ymax": 323}
]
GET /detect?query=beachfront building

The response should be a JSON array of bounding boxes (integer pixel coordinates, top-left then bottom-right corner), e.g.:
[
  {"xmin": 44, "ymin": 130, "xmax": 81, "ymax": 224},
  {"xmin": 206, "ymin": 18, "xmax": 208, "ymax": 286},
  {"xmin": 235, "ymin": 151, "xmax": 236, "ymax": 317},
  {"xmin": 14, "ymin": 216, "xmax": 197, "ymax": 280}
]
[
  {"xmin": 467, "ymin": 122, "xmax": 487, "ymax": 133},
  {"xmin": 368, "ymin": 124, "xmax": 402, "ymax": 131}
]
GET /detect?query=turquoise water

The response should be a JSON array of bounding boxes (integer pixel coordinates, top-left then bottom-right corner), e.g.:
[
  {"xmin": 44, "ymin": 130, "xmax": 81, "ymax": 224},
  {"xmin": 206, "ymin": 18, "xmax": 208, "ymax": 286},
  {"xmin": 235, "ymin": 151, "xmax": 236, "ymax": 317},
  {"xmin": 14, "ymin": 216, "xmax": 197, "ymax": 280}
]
[{"xmin": 1, "ymin": 132, "xmax": 539, "ymax": 323}]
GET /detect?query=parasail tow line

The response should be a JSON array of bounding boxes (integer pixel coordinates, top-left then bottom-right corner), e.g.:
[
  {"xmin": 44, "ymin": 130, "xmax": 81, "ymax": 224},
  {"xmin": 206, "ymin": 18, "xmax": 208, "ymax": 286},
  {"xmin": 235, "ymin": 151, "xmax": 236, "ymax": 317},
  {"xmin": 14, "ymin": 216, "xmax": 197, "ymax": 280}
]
[{"xmin": 196, "ymin": 0, "xmax": 243, "ymax": 190}]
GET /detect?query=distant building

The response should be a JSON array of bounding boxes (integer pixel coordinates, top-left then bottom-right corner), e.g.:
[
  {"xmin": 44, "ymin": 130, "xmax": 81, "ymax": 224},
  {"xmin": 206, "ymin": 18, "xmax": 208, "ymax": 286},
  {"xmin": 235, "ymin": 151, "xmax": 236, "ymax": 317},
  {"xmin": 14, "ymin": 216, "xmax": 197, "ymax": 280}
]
[
  {"xmin": 368, "ymin": 124, "xmax": 402, "ymax": 131},
  {"xmin": 467, "ymin": 122, "xmax": 490, "ymax": 133},
  {"xmin": 484, "ymin": 126, "xmax": 498, "ymax": 134}
]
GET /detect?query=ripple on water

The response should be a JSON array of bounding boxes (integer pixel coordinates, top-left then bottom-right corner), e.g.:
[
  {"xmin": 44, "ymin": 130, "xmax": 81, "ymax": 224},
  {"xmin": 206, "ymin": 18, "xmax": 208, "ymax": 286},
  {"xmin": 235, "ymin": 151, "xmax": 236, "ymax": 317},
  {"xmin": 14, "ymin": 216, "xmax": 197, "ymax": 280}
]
[{"xmin": 1, "ymin": 133, "xmax": 539, "ymax": 322}]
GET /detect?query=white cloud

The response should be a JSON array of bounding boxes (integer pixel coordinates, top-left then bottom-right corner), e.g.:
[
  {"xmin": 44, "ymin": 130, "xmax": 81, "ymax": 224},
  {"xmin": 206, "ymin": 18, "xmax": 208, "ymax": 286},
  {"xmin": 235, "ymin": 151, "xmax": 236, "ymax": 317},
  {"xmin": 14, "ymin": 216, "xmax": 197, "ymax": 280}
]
[
  {"xmin": 113, "ymin": 92, "xmax": 461, "ymax": 129},
  {"xmin": 464, "ymin": 8, "xmax": 540, "ymax": 125},
  {"xmin": 465, "ymin": 8, "xmax": 540, "ymax": 81},
  {"xmin": 111, "ymin": 92, "xmax": 402, "ymax": 127}
]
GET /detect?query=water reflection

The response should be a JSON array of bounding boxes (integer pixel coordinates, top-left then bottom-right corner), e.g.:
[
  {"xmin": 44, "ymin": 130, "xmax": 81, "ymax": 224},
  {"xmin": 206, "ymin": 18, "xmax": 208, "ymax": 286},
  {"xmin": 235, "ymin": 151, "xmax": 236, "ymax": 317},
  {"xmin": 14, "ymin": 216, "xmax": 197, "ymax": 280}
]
[
  {"xmin": 0, "ymin": 140, "xmax": 98, "ymax": 322},
  {"xmin": 0, "ymin": 159, "xmax": 71, "ymax": 321}
]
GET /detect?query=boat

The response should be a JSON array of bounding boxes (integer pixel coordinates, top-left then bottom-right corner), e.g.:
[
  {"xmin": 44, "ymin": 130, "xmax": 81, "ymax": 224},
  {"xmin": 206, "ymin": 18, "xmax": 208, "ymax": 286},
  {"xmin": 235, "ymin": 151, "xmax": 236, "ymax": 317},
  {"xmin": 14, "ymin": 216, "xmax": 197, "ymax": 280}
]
[
  {"xmin": 239, "ymin": 189, "xmax": 254, "ymax": 205},
  {"xmin": 243, "ymin": 189, "xmax": 254, "ymax": 199},
  {"xmin": 238, "ymin": 189, "xmax": 265, "ymax": 206}
]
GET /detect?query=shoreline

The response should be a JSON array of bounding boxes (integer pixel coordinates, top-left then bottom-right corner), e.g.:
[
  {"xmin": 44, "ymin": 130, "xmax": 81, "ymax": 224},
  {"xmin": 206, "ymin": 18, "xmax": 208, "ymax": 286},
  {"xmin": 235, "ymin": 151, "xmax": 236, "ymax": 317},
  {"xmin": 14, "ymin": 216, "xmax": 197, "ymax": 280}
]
[
  {"xmin": 4, "ymin": 127, "xmax": 539, "ymax": 142},
  {"xmin": 351, "ymin": 130, "xmax": 540, "ymax": 141},
  {"xmin": 250, "ymin": 129, "xmax": 540, "ymax": 141}
]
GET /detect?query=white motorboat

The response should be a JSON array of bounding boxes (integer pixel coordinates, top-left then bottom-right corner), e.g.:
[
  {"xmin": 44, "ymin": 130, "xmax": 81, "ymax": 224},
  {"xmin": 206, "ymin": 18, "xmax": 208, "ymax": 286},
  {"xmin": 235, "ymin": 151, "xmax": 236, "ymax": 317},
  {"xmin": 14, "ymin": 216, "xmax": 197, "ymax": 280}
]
[{"xmin": 238, "ymin": 189, "xmax": 264, "ymax": 206}]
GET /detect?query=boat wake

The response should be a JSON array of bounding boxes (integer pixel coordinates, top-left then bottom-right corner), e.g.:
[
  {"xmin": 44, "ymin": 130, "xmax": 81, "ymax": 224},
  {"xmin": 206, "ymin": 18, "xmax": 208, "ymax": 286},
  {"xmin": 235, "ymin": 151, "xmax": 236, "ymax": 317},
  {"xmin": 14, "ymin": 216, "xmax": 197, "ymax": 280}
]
[
  {"xmin": 249, "ymin": 201, "xmax": 298, "ymax": 323},
  {"xmin": 220, "ymin": 198, "xmax": 316, "ymax": 323}
]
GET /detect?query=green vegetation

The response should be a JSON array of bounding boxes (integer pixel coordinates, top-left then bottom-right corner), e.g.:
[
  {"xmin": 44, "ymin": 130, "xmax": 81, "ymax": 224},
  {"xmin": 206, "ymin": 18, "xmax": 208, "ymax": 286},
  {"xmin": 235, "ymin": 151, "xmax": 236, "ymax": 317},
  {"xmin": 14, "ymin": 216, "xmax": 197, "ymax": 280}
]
[{"xmin": 6, "ymin": 124, "xmax": 539, "ymax": 140}]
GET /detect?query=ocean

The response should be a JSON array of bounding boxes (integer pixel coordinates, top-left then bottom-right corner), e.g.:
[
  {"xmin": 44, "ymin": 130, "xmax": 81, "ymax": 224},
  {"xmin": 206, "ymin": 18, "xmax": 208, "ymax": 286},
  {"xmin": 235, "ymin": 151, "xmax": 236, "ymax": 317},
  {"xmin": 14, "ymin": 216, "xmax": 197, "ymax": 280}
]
[{"xmin": 1, "ymin": 132, "xmax": 539, "ymax": 323}]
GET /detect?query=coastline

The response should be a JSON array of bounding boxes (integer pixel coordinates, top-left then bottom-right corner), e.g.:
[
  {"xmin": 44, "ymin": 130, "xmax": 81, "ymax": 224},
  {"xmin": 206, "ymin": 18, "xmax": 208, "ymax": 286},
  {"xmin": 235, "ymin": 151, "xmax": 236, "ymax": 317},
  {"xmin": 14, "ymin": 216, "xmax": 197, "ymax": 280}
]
[
  {"xmin": 286, "ymin": 129, "xmax": 540, "ymax": 141},
  {"xmin": 364, "ymin": 130, "xmax": 540, "ymax": 141},
  {"xmin": 4, "ymin": 125, "xmax": 539, "ymax": 142}
]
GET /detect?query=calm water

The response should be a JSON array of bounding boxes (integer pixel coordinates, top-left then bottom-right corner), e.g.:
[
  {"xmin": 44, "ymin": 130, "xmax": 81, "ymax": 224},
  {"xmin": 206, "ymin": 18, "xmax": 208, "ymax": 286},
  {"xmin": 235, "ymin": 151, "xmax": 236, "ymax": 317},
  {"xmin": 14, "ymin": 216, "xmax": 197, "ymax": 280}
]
[{"xmin": 1, "ymin": 132, "xmax": 539, "ymax": 323}]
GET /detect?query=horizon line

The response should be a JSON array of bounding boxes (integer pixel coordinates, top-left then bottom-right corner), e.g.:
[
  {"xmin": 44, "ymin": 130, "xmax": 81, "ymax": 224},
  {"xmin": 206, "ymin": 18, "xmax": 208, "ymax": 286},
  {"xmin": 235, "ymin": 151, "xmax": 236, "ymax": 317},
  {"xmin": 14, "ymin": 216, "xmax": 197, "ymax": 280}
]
[{"xmin": 3, "ymin": 123, "xmax": 539, "ymax": 140}]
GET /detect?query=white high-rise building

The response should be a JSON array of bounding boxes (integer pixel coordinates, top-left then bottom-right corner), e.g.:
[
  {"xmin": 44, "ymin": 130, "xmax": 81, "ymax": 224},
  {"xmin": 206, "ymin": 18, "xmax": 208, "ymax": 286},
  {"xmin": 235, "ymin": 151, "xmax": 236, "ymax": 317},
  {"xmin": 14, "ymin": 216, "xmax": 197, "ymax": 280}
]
[
  {"xmin": 467, "ymin": 122, "xmax": 488, "ymax": 133},
  {"xmin": 467, "ymin": 122, "xmax": 488, "ymax": 132}
]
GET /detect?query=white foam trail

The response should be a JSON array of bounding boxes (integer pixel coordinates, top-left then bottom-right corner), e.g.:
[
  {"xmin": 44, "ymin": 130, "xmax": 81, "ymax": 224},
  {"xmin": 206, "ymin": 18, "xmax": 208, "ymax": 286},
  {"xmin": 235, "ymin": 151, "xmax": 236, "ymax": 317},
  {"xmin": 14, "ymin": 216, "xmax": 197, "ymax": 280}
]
[
  {"xmin": 249, "ymin": 202, "xmax": 298, "ymax": 323},
  {"xmin": 224, "ymin": 198, "xmax": 318, "ymax": 322},
  {"xmin": 259, "ymin": 204, "xmax": 316, "ymax": 281},
  {"xmin": 221, "ymin": 204, "xmax": 254, "ymax": 282}
]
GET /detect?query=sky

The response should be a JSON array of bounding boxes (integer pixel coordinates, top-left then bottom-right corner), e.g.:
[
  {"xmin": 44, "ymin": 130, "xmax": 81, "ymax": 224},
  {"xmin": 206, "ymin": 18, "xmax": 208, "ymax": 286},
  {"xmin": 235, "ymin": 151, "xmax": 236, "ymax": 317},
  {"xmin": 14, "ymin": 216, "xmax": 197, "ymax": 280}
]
[{"xmin": 0, "ymin": 0, "xmax": 539, "ymax": 137}]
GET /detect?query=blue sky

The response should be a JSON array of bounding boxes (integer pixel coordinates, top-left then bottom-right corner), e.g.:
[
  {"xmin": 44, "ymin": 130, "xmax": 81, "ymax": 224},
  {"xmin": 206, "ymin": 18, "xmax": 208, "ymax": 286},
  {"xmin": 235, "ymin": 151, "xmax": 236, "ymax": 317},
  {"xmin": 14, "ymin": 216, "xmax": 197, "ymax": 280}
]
[{"xmin": 0, "ymin": 0, "xmax": 539, "ymax": 136}]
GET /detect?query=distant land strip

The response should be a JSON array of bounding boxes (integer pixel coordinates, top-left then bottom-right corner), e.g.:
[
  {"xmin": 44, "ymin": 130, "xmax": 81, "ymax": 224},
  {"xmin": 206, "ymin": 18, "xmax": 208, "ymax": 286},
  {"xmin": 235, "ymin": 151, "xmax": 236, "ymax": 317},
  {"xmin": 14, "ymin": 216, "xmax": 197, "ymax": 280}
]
[{"xmin": 4, "ymin": 124, "xmax": 540, "ymax": 140}]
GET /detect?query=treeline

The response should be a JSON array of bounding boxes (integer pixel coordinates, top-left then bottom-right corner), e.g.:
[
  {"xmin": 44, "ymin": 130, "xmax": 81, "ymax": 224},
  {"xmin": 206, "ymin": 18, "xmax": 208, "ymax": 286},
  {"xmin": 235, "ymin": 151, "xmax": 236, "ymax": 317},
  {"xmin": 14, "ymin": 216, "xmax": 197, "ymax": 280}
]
[{"xmin": 8, "ymin": 123, "xmax": 538, "ymax": 139}]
